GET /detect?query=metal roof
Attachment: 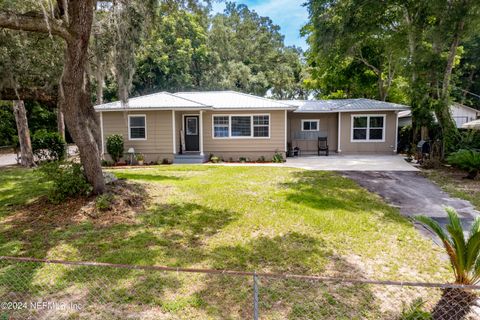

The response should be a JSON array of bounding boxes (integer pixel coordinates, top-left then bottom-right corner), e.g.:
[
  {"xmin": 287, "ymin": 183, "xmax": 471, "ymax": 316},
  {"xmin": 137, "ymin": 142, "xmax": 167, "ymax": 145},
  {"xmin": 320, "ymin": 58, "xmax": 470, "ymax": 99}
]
[
  {"xmin": 175, "ymin": 91, "xmax": 295, "ymax": 109},
  {"xmin": 94, "ymin": 91, "xmax": 209, "ymax": 111},
  {"xmin": 282, "ymin": 98, "xmax": 409, "ymax": 113}
]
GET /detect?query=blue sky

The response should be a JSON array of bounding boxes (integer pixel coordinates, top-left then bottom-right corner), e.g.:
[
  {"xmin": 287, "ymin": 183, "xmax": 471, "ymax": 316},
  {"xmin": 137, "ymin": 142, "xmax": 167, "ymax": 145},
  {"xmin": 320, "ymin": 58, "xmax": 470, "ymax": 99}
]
[{"xmin": 211, "ymin": 0, "xmax": 309, "ymax": 50}]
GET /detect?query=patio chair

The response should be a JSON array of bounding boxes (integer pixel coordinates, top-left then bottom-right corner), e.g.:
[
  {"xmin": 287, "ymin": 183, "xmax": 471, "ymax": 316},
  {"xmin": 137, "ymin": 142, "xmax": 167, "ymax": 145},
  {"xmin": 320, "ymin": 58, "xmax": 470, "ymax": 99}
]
[{"xmin": 318, "ymin": 137, "xmax": 329, "ymax": 156}]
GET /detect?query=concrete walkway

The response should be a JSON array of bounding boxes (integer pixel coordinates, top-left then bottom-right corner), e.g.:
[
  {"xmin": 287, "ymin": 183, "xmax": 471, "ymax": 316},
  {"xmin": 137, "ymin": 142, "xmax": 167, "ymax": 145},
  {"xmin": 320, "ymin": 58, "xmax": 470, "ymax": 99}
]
[
  {"xmin": 342, "ymin": 171, "xmax": 480, "ymax": 242},
  {"xmin": 285, "ymin": 155, "xmax": 418, "ymax": 171}
]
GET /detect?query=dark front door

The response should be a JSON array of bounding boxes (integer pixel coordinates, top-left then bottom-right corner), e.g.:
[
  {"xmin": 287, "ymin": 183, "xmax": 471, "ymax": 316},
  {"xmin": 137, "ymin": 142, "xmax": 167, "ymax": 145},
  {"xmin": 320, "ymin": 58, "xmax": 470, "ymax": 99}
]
[{"xmin": 184, "ymin": 116, "xmax": 199, "ymax": 151}]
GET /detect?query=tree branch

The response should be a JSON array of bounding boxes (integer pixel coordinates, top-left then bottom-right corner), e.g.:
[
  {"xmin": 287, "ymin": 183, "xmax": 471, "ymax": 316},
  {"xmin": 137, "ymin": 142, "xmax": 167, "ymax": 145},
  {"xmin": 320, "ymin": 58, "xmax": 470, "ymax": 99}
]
[
  {"xmin": 0, "ymin": 11, "xmax": 72, "ymax": 42},
  {"xmin": 0, "ymin": 87, "xmax": 58, "ymax": 108}
]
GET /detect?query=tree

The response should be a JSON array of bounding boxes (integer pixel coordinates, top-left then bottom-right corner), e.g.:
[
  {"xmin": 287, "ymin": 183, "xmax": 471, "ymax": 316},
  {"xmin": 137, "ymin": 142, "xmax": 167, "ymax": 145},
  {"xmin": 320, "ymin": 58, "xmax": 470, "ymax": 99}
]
[
  {"xmin": 208, "ymin": 2, "xmax": 307, "ymax": 97},
  {"xmin": 304, "ymin": 0, "xmax": 480, "ymax": 153},
  {"xmin": 303, "ymin": 0, "xmax": 405, "ymax": 101},
  {"xmin": 416, "ymin": 208, "xmax": 480, "ymax": 319},
  {"xmin": 0, "ymin": 1, "xmax": 156, "ymax": 194},
  {"xmin": 12, "ymin": 100, "xmax": 34, "ymax": 167}
]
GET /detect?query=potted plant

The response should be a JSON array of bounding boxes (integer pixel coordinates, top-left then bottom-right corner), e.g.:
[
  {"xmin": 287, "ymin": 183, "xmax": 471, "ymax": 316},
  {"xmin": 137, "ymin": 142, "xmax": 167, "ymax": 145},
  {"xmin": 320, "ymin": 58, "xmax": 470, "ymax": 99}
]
[{"xmin": 136, "ymin": 153, "xmax": 145, "ymax": 165}]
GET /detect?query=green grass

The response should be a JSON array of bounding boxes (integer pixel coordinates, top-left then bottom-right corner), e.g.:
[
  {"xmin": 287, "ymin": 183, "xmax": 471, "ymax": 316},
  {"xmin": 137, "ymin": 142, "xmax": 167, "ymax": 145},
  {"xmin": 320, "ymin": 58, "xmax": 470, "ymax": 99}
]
[
  {"xmin": 424, "ymin": 166, "xmax": 480, "ymax": 211},
  {"xmin": 0, "ymin": 165, "xmax": 449, "ymax": 319}
]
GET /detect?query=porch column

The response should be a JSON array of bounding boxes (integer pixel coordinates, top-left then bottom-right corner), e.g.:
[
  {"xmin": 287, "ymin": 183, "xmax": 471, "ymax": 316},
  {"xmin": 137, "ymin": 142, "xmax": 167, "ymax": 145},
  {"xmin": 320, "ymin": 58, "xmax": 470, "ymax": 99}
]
[
  {"xmin": 199, "ymin": 110, "xmax": 204, "ymax": 156},
  {"xmin": 100, "ymin": 111, "xmax": 105, "ymax": 157},
  {"xmin": 172, "ymin": 110, "xmax": 176, "ymax": 154},
  {"xmin": 337, "ymin": 112, "xmax": 342, "ymax": 153},
  {"xmin": 394, "ymin": 111, "xmax": 399, "ymax": 154}
]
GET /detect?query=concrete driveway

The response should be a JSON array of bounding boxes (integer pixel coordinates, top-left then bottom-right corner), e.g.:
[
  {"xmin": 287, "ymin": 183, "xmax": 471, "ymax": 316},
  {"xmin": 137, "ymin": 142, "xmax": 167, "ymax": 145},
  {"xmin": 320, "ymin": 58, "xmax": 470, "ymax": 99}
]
[
  {"xmin": 285, "ymin": 154, "xmax": 418, "ymax": 171},
  {"xmin": 0, "ymin": 153, "xmax": 17, "ymax": 167}
]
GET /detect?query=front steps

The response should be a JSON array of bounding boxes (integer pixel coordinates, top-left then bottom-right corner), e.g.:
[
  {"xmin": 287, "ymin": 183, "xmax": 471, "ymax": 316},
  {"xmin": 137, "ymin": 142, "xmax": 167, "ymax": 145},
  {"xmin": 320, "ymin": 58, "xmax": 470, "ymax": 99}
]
[{"xmin": 173, "ymin": 153, "xmax": 208, "ymax": 164}]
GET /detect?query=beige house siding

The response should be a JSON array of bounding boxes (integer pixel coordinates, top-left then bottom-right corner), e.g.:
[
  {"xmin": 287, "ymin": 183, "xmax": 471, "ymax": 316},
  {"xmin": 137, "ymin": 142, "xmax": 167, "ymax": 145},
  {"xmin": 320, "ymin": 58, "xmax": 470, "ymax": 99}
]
[
  {"xmin": 102, "ymin": 110, "xmax": 174, "ymax": 163},
  {"xmin": 288, "ymin": 113, "xmax": 338, "ymax": 154},
  {"xmin": 339, "ymin": 111, "xmax": 398, "ymax": 154},
  {"xmin": 203, "ymin": 110, "xmax": 286, "ymax": 160}
]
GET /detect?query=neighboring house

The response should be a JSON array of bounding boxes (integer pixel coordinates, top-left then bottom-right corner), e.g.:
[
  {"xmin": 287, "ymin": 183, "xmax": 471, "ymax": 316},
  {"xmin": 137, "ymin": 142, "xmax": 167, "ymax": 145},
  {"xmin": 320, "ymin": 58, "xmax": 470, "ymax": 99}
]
[
  {"xmin": 95, "ymin": 91, "xmax": 409, "ymax": 163},
  {"xmin": 398, "ymin": 103, "xmax": 480, "ymax": 128}
]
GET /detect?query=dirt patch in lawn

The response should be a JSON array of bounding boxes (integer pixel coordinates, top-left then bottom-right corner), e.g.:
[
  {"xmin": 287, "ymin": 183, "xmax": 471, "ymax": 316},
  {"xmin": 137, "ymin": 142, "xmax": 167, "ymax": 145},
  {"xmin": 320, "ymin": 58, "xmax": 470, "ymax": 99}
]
[
  {"xmin": 423, "ymin": 165, "xmax": 480, "ymax": 211},
  {"xmin": 2, "ymin": 180, "xmax": 151, "ymax": 228}
]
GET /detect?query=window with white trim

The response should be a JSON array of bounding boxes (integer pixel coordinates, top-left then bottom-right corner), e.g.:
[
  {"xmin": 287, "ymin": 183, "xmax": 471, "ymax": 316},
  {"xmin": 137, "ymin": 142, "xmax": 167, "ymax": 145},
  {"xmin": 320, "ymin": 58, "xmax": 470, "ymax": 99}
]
[
  {"xmin": 301, "ymin": 120, "xmax": 319, "ymax": 131},
  {"xmin": 231, "ymin": 116, "xmax": 251, "ymax": 137},
  {"xmin": 253, "ymin": 115, "xmax": 269, "ymax": 137},
  {"xmin": 213, "ymin": 116, "xmax": 229, "ymax": 137},
  {"xmin": 128, "ymin": 115, "xmax": 146, "ymax": 140},
  {"xmin": 212, "ymin": 115, "xmax": 270, "ymax": 138},
  {"xmin": 352, "ymin": 115, "xmax": 385, "ymax": 141}
]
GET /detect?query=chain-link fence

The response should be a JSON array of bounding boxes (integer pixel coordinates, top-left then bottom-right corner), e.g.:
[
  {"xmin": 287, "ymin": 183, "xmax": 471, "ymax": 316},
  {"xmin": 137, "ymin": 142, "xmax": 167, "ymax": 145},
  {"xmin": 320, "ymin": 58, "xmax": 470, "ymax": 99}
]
[{"xmin": 1, "ymin": 256, "xmax": 479, "ymax": 319}]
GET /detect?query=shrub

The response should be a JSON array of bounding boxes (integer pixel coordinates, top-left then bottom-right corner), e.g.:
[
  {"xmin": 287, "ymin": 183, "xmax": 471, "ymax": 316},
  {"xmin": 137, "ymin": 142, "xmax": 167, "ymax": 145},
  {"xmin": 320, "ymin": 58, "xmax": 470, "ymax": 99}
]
[
  {"xmin": 257, "ymin": 156, "xmax": 266, "ymax": 163},
  {"xmin": 447, "ymin": 149, "xmax": 480, "ymax": 179},
  {"xmin": 95, "ymin": 193, "xmax": 114, "ymax": 211},
  {"xmin": 161, "ymin": 158, "xmax": 170, "ymax": 165},
  {"xmin": 210, "ymin": 156, "xmax": 221, "ymax": 163},
  {"xmin": 101, "ymin": 159, "xmax": 114, "ymax": 167},
  {"xmin": 239, "ymin": 157, "xmax": 247, "ymax": 163},
  {"xmin": 32, "ymin": 129, "xmax": 66, "ymax": 162},
  {"xmin": 38, "ymin": 161, "xmax": 92, "ymax": 203},
  {"xmin": 458, "ymin": 130, "xmax": 480, "ymax": 150},
  {"xmin": 106, "ymin": 134, "xmax": 124, "ymax": 164},
  {"xmin": 421, "ymin": 158, "xmax": 441, "ymax": 169},
  {"xmin": 272, "ymin": 152, "xmax": 284, "ymax": 163}
]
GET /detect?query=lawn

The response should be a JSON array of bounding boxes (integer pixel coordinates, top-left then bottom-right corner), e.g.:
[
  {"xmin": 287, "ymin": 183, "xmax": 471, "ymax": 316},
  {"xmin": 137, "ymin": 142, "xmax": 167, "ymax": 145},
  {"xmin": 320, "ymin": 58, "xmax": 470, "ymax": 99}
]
[
  {"xmin": 0, "ymin": 165, "xmax": 449, "ymax": 319},
  {"xmin": 423, "ymin": 166, "xmax": 480, "ymax": 211}
]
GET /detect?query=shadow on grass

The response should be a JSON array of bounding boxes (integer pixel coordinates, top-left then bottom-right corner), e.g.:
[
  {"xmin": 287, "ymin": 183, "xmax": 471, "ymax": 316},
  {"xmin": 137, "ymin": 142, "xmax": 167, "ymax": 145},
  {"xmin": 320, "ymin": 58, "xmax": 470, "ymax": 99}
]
[
  {"xmin": 0, "ymin": 185, "xmax": 241, "ymax": 317},
  {"xmin": 0, "ymin": 167, "xmax": 50, "ymax": 216},
  {"xmin": 196, "ymin": 232, "xmax": 384, "ymax": 319},
  {"xmin": 281, "ymin": 171, "xmax": 410, "ymax": 226},
  {"xmin": 112, "ymin": 172, "xmax": 182, "ymax": 182}
]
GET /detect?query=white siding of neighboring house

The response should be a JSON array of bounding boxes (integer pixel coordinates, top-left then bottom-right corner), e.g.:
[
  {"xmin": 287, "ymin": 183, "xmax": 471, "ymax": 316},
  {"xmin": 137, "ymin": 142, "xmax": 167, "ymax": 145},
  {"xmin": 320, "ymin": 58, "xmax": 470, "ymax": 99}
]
[{"xmin": 451, "ymin": 103, "xmax": 480, "ymax": 128}]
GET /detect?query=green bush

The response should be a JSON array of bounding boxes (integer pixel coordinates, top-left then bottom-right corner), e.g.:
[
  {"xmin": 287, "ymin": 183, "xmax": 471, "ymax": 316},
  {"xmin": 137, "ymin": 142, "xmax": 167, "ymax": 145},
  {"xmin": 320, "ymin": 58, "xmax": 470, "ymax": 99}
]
[
  {"xmin": 32, "ymin": 129, "xmax": 66, "ymax": 161},
  {"xmin": 458, "ymin": 130, "xmax": 480, "ymax": 151},
  {"xmin": 38, "ymin": 161, "xmax": 92, "ymax": 203},
  {"xmin": 96, "ymin": 193, "xmax": 114, "ymax": 211},
  {"xmin": 272, "ymin": 152, "xmax": 284, "ymax": 163},
  {"xmin": 210, "ymin": 156, "xmax": 221, "ymax": 163},
  {"xmin": 106, "ymin": 134, "xmax": 124, "ymax": 164},
  {"xmin": 447, "ymin": 149, "xmax": 480, "ymax": 179}
]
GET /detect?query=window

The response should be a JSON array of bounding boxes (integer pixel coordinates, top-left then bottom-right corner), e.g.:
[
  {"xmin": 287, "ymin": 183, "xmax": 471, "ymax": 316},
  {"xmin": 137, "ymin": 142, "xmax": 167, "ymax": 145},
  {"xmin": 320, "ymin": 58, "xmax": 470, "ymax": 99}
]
[
  {"xmin": 351, "ymin": 115, "xmax": 385, "ymax": 142},
  {"xmin": 213, "ymin": 116, "xmax": 229, "ymax": 138},
  {"xmin": 301, "ymin": 120, "xmax": 319, "ymax": 131},
  {"xmin": 128, "ymin": 115, "xmax": 146, "ymax": 140},
  {"xmin": 186, "ymin": 117, "xmax": 198, "ymax": 135},
  {"xmin": 253, "ymin": 115, "xmax": 269, "ymax": 137},
  {"xmin": 231, "ymin": 116, "xmax": 251, "ymax": 137},
  {"xmin": 212, "ymin": 115, "xmax": 270, "ymax": 138}
]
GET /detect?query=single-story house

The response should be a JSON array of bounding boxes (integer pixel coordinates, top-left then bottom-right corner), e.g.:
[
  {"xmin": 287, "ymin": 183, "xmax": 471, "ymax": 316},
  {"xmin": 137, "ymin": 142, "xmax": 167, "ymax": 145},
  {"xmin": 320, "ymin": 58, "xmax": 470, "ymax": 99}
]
[
  {"xmin": 95, "ymin": 91, "xmax": 409, "ymax": 163},
  {"xmin": 398, "ymin": 102, "xmax": 480, "ymax": 128}
]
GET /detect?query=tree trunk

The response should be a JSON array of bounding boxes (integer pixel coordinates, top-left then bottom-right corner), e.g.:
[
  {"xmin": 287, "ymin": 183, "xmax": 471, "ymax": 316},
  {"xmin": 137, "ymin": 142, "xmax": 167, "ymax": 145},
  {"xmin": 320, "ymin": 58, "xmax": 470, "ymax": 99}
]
[
  {"xmin": 431, "ymin": 287, "xmax": 477, "ymax": 320},
  {"xmin": 12, "ymin": 100, "xmax": 34, "ymax": 167},
  {"xmin": 57, "ymin": 108, "xmax": 65, "ymax": 140},
  {"xmin": 59, "ymin": 1, "xmax": 105, "ymax": 194},
  {"xmin": 0, "ymin": 1, "xmax": 105, "ymax": 194}
]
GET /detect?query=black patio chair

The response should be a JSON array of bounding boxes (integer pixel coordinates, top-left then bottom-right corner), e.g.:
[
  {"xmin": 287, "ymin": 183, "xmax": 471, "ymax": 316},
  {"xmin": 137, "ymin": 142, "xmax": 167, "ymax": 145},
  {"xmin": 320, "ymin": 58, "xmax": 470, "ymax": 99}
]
[{"xmin": 318, "ymin": 137, "xmax": 329, "ymax": 156}]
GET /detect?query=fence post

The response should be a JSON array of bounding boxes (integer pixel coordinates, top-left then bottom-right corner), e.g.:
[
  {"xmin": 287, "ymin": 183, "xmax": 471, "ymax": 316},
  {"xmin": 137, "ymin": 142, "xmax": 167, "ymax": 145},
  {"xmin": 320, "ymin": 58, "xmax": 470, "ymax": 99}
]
[{"xmin": 253, "ymin": 271, "xmax": 259, "ymax": 320}]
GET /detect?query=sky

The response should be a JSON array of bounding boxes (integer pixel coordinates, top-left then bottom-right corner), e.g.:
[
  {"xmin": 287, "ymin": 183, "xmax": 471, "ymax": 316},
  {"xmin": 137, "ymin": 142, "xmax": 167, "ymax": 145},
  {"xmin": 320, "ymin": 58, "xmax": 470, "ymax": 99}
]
[{"xmin": 211, "ymin": 0, "xmax": 309, "ymax": 50}]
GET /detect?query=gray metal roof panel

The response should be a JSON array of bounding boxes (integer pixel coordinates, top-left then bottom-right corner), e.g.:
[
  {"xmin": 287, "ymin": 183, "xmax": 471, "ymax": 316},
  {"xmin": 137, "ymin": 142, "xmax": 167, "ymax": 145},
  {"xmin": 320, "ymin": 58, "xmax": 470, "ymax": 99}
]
[
  {"xmin": 175, "ymin": 91, "xmax": 295, "ymax": 109},
  {"xmin": 94, "ymin": 91, "xmax": 209, "ymax": 111}
]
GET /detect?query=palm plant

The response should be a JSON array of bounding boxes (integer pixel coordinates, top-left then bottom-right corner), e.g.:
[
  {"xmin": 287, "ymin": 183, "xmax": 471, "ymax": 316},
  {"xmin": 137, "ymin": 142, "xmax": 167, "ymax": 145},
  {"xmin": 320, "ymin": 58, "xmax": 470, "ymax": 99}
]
[
  {"xmin": 447, "ymin": 149, "xmax": 480, "ymax": 179},
  {"xmin": 416, "ymin": 208, "xmax": 479, "ymax": 319}
]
